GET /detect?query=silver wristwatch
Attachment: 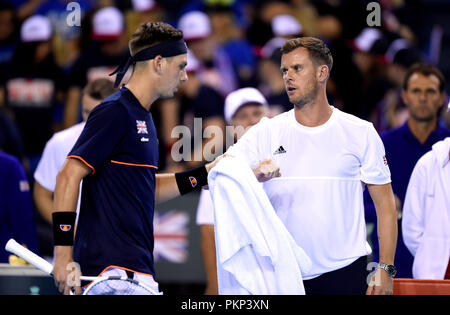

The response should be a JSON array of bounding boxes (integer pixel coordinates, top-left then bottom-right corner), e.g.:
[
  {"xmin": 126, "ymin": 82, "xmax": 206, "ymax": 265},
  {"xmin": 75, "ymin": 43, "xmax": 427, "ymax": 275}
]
[{"xmin": 378, "ymin": 262, "xmax": 397, "ymax": 278}]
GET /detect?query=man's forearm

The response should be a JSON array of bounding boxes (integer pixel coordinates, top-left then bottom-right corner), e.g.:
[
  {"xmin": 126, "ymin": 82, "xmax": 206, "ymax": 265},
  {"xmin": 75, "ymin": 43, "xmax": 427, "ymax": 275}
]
[
  {"xmin": 34, "ymin": 182, "xmax": 54, "ymax": 224},
  {"xmin": 155, "ymin": 158, "xmax": 223, "ymax": 204},
  {"xmin": 368, "ymin": 183, "xmax": 398, "ymax": 265},
  {"xmin": 377, "ymin": 208, "xmax": 398, "ymax": 264},
  {"xmin": 155, "ymin": 173, "xmax": 180, "ymax": 204},
  {"xmin": 53, "ymin": 171, "xmax": 81, "ymax": 214}
]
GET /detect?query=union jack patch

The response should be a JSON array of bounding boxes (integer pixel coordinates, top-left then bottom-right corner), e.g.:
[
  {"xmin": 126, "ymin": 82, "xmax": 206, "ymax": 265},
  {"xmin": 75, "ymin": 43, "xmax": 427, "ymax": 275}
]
[
  {"xmin": 383, "ymin": 155, "xmax": 388, "ymax": 166},
  {"xmin": 136, "ymin": 120, "xmax": 148, "ymax": 134},
  {"xmin": 59, "ymin": 224, "xmax": 72, "ymax": 232}
]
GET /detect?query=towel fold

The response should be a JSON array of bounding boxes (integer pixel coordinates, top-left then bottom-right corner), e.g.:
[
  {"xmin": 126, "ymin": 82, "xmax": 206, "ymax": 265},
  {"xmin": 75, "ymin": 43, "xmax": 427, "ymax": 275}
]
[{"xmin": 208, "ymin": 156, "xmax": 312, "ymax": 294}]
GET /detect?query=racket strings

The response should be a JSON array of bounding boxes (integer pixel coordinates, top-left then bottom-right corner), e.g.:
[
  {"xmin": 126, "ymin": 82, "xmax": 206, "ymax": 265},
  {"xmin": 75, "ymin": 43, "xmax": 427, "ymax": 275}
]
[{"xmin": 83, "ymin": 278, "xmax": 154, "ymax": 295}]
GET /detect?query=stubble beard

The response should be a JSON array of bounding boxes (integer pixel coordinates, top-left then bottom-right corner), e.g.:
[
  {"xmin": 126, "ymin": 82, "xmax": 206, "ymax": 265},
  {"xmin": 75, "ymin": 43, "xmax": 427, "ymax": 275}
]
[{"xmin": 292, "ymin": 82, "xmax": 319, "ymax": 109}]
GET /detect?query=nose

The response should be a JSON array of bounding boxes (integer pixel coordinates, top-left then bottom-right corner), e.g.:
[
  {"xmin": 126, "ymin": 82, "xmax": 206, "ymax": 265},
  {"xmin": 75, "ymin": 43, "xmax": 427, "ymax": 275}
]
[
  {"xmin": 419, "ymin": 91, "xmax": 427, "ymax": 102},
  {"xmin": 283, "ymin": 70, "xmax": 292, "ymax": 83},
  {"xmin": 181, "ymin": 69, "xmax": 188, "ymax": 83}
]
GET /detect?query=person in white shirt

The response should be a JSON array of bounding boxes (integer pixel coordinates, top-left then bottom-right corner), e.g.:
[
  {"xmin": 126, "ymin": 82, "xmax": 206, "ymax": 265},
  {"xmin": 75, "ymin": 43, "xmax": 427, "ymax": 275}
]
[
  {"xmin": 402, "ymin": 137, "xmax": 450, "ymax": 280},
  {"xmin": 225, "ymin": 37, "xmax": 398, "ymax": 295},
  {"xmin": 196, "ymin": 87, "xmax": 269, "ymax": 294},
  {"xmin": 33, "ymin": 78, "xmax": 116, "ymax": 224}
]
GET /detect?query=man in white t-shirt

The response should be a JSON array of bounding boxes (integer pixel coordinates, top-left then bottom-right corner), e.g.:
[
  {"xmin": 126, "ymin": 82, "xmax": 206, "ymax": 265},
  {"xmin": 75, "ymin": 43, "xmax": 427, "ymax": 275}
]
[
  {"xmin": 225, "ymin": 37, "xmax": 398, "ymax": 295},
  {"xmin": 33, "ymin": 78, "xmax": 116, "ymax": 224},
  {"xmin": 196, "ymin": 87, "xmax": 269, "ymax": 294}
]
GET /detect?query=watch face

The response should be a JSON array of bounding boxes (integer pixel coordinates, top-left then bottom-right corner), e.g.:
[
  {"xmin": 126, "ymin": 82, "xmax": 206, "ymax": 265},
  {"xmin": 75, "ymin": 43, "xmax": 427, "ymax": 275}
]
[{"xmin": 387, "ymin": 265, "xmax": 397, "ymax": 277}]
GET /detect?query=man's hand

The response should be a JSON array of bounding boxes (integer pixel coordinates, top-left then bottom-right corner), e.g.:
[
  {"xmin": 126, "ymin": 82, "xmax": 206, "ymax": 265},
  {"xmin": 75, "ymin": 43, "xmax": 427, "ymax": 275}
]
[
  {"xmin": 252, "ymin": 159, "xmax": 281, "ymax": 182},
  {"xmin": 366, "ymin": 268, "xmax": 394, "ymax": 295},
  {"xmin": 205, "ymin": 153, "xmax": 234, "ymax": 173},
  {"xmin": 53, "ymin": 246, "xmax": 81, "ymax": 295}
]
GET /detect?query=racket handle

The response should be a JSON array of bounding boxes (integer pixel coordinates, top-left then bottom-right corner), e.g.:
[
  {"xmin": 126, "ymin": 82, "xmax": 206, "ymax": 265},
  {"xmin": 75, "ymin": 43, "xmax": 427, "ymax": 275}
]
[{"xmin": 5, "ymin": 239, "xmax": 54, "ymax": 275}]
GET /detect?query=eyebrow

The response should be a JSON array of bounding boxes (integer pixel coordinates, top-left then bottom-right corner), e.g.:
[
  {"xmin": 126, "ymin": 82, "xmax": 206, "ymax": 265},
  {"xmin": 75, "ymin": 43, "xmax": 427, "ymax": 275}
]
[{"xmin": 280, "ymin": 63, "xmax": 303, "ymax": 72}]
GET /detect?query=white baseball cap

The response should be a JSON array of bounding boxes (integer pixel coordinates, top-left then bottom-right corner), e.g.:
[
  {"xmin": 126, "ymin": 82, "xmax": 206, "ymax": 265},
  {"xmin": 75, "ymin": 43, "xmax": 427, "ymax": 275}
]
[
  {"xmin": 92, "ymin": 7, "xmax": 124, "ymax": 40},
  {"xmin": 224, "ymin": 88, "xmax": 268, "ymax": 123},
  {"xmin": 354, "ymin": 28, "xmax": 382, "ymax": 52},
  {"xmin": 20, "ymin": 15, "xmax": 52, "ymax": 43},
  {"xmin": 132, "ymin": 0, "xmax": 158, "ymax": 12},
  {"xmin": 178, "ymin": 11, "xmax": 211, "ymax": 41},
  {"xmin": 271, "ymin": 14, "xmax": 302, "ymax": 37},
  {"xmin": 186, "ymin": 48, "xmax": 200, "ymax": 73}
]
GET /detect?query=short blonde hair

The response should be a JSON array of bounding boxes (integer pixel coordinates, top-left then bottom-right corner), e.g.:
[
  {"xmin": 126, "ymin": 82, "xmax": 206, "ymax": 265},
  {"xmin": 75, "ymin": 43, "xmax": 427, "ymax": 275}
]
[{"xmin": 281, "ymin": 37, "xmax": 333, "ymax": 72}]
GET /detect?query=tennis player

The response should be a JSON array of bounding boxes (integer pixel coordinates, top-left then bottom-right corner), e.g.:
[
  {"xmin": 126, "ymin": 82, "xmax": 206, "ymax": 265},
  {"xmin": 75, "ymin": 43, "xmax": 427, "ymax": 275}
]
[
  {"xmin": 225, "ymin": 37, "xmax": 398, "ymax": 295},
  {"xmin": 51, "ymin": 22, "xmax": 244, "ymax": 295}
]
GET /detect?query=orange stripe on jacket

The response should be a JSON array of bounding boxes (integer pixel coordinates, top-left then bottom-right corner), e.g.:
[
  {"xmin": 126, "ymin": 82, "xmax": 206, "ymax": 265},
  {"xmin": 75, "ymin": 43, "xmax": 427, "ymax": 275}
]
[
  {"xmin": 110, "ymin": 160, "xmax": 158, "ymax": 169},
  {"xmin": 67, "ymin": 155, "xmax": 95, "ymax": 175}
]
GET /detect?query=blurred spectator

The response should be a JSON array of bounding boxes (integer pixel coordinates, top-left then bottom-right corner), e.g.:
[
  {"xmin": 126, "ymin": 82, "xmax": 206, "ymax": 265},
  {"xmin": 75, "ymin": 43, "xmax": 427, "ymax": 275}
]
[
  {"xmin": 205, "ymin": 3, "xmax": 258, "ymax": 88},
  {"xmin": 258, "ymin": 44, "xmax": 291, "ymax": 117},
  {"xmin": 365, "ymin": 63, "xmax": 450, "ymax": 278},
  {"xmin": 260, "ymin": 13, "xmax": 303, "ymax": 60},
  {"xmin": 126, "ymin": 0, "xmax": 166, "ymax": 40},
  {"xmin": 66, "ymin": 6, "xmax": 129, "ymax": 128},
  {"xmin": 350, "ymin": 28, "xmax": 392, "ymax": 122},
  {"xmin": 159, "ymin": 50, "xmax": 225, "ymax": 171},
  {"xmin": 33, "ymin": 78, "xmax": 115, "ymax": 258},
  {"xmin": 0, "ymin": 14, "xmax": 69, "ymax": 177},
  {"xmin": 37, "ymin": 0, "xmax": 93, "ymax": 73},
  {"xmin": 3, "ymin": 0, "xmax": 44, "ymax": 21},
  {"xmin": 374, "ymin": 38, "xmax": 423, "ymax": 131},
  {"xmin": 196, "ymin": 87, "xmax": 268, "ymax": 295},
  {"xmin": 441, "ymin": 98, "xmax": 450, "ymax": 128},
  {"xmin": 0, "ymin": 151, "xmax": 38, "ymax": 263},
  {"xmin": 246, "ymin": 0, "xmax": 291, "ymax": 47},
  {"xmin": 0, "ymin": 107, "xmax": 25, "ymax": 163},
  {"xmin": 308, "ymin": 1, "xmax": 365, "ymax": 117},
  {"xmin": 0, "ymin": 2, "xmax": 19, "ymax": 65},
  {"xmin": 402, "ymin": 137, "xmax": 450, "ymax": 280},
  {"xmin": 178, "ymin": 10, "xmax": 237, "ymax": 97},
  {"xmin": 290, "ymin": 0, "xmax": 320, "ymax": 36}
]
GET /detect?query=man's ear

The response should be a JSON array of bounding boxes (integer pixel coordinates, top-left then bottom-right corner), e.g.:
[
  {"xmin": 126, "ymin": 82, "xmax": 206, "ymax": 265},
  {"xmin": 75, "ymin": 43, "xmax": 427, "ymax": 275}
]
[
  {"xmin": 317, "ymin": 65, "xmax": 329, "ymax": 83},
  {"xmin": 152, "ymin": 55, "xmax": 164, "ymax": 75}
]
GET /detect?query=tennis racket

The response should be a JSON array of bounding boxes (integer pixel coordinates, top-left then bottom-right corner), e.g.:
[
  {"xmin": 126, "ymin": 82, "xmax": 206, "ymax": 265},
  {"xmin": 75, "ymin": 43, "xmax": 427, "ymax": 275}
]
[{"xmin": 5, "ymin": 238, "xmax": 161, "ymax": 295}]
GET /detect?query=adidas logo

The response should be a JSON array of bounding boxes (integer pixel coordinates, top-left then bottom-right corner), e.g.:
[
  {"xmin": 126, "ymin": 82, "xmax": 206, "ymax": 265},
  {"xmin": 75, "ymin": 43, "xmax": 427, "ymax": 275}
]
[{"xmin": 273, "ymin": 146, "xmax": 287, "ymax": 155}]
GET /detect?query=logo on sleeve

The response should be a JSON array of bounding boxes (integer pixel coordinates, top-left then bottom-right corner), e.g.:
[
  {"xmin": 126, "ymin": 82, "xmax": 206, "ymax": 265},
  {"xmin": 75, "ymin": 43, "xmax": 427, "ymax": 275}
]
[
  {"xmin": 383, "ymin": 155, "xmax": 388, "ymax": 166},
  {"xmin": 189, "ymin": 176, "xmax": 197, "ymax": 188},
  {"xmin": 136, "ymin": 120, "xmax": 148, "ymax": 134},
  {"xmin": 19, "ymin": 180, "xmax": 30, "ymax": 192},
  {"xmin": 59, "ymin": 225, "xmax": 72, "ymax": 232}
]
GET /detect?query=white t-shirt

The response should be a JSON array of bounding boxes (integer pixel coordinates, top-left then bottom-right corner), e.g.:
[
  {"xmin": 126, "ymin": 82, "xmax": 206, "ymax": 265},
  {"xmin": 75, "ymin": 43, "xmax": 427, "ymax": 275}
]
[
  {"xmin": 225, "ymin": 107, "xmax": 391, "ymax": 279},
  {"xmin": 34, "ymin": 122, "xmax": 85, "ymax": 215},
  {"xmin": 196, "ymin": 189, "xmax": 215, "ymax": 225}
]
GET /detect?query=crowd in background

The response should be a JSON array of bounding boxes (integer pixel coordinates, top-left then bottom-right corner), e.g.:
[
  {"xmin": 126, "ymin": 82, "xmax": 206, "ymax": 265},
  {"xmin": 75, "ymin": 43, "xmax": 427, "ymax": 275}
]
[{"xmin": 0, "ymin": 0, "xmax": 449, "ymax": 286}]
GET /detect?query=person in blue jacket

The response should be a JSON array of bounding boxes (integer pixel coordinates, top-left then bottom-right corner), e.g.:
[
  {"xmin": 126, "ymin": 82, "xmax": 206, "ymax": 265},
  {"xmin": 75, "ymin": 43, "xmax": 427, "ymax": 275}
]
[
  {"xmin": 365, "ymin": 63, "xmax": 450, "ymax": 278},
  {"xmin": 0, "ymin": 152, "xmax": 38, "ymax": 262}
]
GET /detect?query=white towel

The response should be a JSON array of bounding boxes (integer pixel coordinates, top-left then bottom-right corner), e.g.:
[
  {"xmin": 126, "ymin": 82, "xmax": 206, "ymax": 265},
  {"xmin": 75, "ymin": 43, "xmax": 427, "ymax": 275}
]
[{"xmin": 208, "ymin": 156, "xmax": 312, "ymax": 295}]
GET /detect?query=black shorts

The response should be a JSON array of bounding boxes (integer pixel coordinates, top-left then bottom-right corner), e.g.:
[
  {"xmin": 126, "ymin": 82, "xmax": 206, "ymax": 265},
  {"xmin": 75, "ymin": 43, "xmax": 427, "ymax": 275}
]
[{"xmin": 303, "ymin": 256, "xmax": 369, "ymax": 295}]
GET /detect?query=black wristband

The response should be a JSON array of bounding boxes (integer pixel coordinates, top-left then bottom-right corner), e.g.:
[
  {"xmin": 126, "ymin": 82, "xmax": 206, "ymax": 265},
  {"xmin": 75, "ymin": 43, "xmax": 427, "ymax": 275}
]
[
  {"xmin": 52, "ymin": 212, "xmax": 76, "ymax": 246},
  {"xmin": 175, "ymin": 165, "xmax": 208, "ymax": 195}
]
